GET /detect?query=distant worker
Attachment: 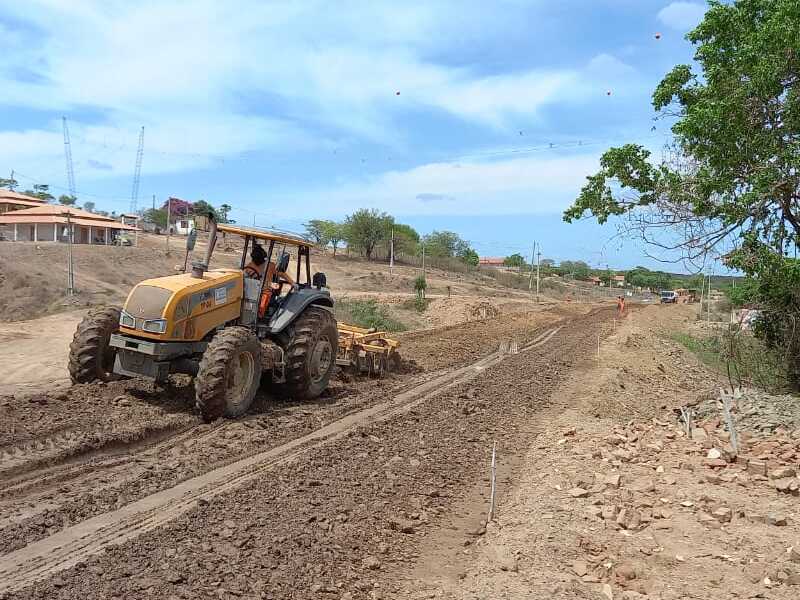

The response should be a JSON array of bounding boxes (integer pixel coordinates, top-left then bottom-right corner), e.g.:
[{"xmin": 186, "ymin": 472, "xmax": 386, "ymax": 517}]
[
  {"xmin": 244, "ymin": 243, "xmax": 268, "ymax": 279},
  {"xmin": 617, "ymin": 295, "xmax": 625, "ymax": 316}
]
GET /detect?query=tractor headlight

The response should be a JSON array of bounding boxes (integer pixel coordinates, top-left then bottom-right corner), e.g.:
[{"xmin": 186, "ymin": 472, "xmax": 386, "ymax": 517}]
[
  {"xmin": 119, "ymin": 310, "xmax": 136, "ymax": 328},
  {"xmin": 142, "ymin": 319, "xmax": 167, "ymax": 334}
]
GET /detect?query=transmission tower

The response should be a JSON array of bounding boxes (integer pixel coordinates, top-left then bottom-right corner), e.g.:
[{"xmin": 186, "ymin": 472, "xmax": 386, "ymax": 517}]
[
  {"xmin": 62, "ymin": 117, "xmax": 77, "ymax": 199},
  {"xmin": 130, "ymin": 126, "xmax": 144, "ymax": 214}
]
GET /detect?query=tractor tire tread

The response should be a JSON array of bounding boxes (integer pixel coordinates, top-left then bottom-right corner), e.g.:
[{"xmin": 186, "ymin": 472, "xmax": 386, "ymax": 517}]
[
  {"xmin": 281, "ymin": 306, "xmax": 337, "ymax": 400},
  {"xmin": 195, "ymin": 327, "xmax": 261, "ymax": 422},
  {"xmin": 68, "ymin": 306, "xmax": 121, "ymax": 384}
]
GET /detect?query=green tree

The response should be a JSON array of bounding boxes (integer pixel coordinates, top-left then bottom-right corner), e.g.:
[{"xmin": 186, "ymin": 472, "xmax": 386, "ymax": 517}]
[
  {"xmin": 82, "ymin": 201, "xmax": 96, "ymax": 213},
  {"xmin": 559, "ymin": 260, "xmax": 591, "ymax": 280},
  {"xmin": 320, "ymin": 220, "xmax": 346, "ymax": 257},
  {"xmin": 192, "ymin": 199, "xmax": 218, "ymax": 220},
  {"xmin": 392, "ymin": 223, "xmax": 420, "ymax": 255},
  {"xmin": 144, "ymin": 208, "xmax": 168, "ymax": 228},
  {"xmin": 565, "ymin": 0, "xmax": 800, "ymax": 258},
  {"xmin": 422, "ymin": 230, "xmax": 461, "ymax": 258},
  {"xmin": 0, "ymin": 177, "xmax": 18, "ymax": 190},
  {"xmin": 459, "ymin": 247, "xmax": 479, "ymax": 267},
  {"xmin": 344, "ymin": 209, "xmax": 392, "ymax": 260},
  {"xmin": 218, "ymin": 204, "xmax": 232, "ymax": 223},
  {"xmin": 57, "ymin": 194, "xmax": 76, "ymax": 206},
  {"xmin": 24, "ymin": 184, "xmax": 54, "ymax": 202},
  {"xmin": 304, "ymin": 219, "xmax": 331, "ymax": 246},
  {"xmin": 564, "ymin": 0, "xmax": 800, "ymax": 388},
  {"xmin": 503, "ymin": 253, "xmax": 525, "ymax": 268},
  {"xmin": 421, "ymin": 230, "xmax": 478, "ymax": 265}
]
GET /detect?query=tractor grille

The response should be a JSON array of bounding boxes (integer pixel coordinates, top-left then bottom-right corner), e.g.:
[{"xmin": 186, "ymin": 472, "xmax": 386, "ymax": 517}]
[{"xmin": 124, "ymin": 285, "xmax": 173, "ymax": 320}]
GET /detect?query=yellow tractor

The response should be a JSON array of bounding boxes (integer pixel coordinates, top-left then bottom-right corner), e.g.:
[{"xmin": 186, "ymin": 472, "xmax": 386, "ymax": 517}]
[{"xmin": 68, "ymin": 217, "xmax": 338, "ymax": 421}]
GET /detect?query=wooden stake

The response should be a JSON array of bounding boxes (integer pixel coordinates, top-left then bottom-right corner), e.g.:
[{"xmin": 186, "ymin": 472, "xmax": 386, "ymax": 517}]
[
  {"xmin": 720, "ymin": 389, "xmax": 739, "ymax": 454},
  {"xmin": 487, "ymin": 442, "xmax": 497, "ymax": 524}
]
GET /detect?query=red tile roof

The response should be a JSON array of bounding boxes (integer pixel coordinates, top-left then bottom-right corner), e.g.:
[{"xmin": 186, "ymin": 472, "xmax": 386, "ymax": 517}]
[{"xmin": 0, "ymin": 205, "xmax": 136, "ymax": 230}]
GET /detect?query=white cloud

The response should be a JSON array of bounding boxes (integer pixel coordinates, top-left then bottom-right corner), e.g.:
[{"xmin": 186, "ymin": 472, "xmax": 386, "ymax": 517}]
[
  {"xmin": 658, "ymin": 2, "xmax": 707, "ymax": 31},
  {"xmin": 272, "ymin": 151, "xmax": 602, "ymax": 219},
  {"xmin": 0, "ymin": 2, "xmax": 613, "ymax": 172}
]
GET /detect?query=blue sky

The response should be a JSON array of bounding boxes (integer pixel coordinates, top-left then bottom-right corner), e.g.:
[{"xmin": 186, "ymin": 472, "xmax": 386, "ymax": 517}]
[{"xmin": 0, "ymin": 1, "xmax": 714, "ymax": 270}]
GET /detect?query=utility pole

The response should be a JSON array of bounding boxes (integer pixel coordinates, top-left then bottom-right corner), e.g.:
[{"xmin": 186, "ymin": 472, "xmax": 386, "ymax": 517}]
[
  {"xmin": 152, "ymin": 194, "xmax": 155, "ymax": 211},
  {"xmin": 536, "ymin": 246, "xmax": 542, "ymax": 303},
  {"xmin": 698, "ymin": 273, "xmax": 705, "ymax": 318},
  {"xmin": 528, "ymin": 243, "xmax": 535, "ymax": 291},
  {"xmin": 166, "ymin": 195, "xmax": 171, "ymax": 254},
  {"xmin": 64, "ymin": 211, "xmax": 75, "ymax": 295},
  {"xmin": 707, "ymin": 271, "xmax": 712, "ymax": 324},
  {"xmin": 422, "ymin": 243, "xmax": 426, "ymax": 279},
  {"xmin": 389, "ymin": 227, "xmax": 394, "ymax": 275}
]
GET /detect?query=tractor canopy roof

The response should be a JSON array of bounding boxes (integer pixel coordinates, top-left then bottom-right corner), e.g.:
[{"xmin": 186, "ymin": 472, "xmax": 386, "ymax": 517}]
[{"xmin": 217, "ymin": 223, "xmax": 311, "ymax": 246}]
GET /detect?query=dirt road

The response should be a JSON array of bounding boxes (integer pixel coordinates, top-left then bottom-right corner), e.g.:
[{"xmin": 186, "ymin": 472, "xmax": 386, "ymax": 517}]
[
  {"xmin": 0, "ymin": 313, "xmax": 84, "ymax": 395},
  {"xmin": 0, "ymin": 305, "xmax": 611, "ymax": 599}
]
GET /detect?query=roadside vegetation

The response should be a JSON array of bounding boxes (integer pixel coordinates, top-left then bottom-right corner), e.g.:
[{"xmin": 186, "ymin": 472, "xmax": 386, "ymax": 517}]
[
  {"xmin": 670, "ymin": 328, "xmax": 790, "ymax": 395},
  {"xmin": 565, "ymin": 0, "xmax": 800, "ymax": 391},
  {"xmin": 334, "ymin": 298, "xmax": 407, "ymax": 332}
]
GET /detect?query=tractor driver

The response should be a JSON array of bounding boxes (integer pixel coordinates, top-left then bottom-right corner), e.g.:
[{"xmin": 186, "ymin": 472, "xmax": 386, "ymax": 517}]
[{"xmin": 244, "ymin": 243, "xmax": 268, "ymax": 279}]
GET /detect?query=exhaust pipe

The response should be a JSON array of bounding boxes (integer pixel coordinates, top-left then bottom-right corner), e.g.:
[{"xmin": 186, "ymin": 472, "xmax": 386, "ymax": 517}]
[{"xmin": 191, "ymin": 212, "xmax": 217, "ymax": 279}]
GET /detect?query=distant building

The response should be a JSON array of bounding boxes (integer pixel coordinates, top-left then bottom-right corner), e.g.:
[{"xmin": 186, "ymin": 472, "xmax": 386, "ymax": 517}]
[
  {"xmin": 119, "ymin": 213, "xmax": 140, "ymax": 228},
  {"xmin": 0, "ymin": 205, "xmax": 137, "ymax": 244},
  {"xmin": 588, "ymin": 276, "xmax": 603, "ymax": 286},
  {"xmin": 479, "ymin": 257, "xmax": 505, "ymax": 268},
  {"xmin": 0, "ymin": 190, "xmax": 48, "ymax": 214},
  {"xmin": 172, "ymin": 218, "xmax": 196, "ymax": 235},
  {"xmin": 612, "ymin": 274, "xmax": 626, "ymax": 287}
]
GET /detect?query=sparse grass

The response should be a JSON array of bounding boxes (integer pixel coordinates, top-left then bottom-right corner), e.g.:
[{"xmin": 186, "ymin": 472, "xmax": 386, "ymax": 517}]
[
  {"xmin": 335, "ymin": 298, "xmax": 407, "ymax": 332},
  {"xmin": 668, "ymin": 329, "xmax": 789, "ymax": 393},
  {"xmin": 400, "ymin": 297, "xmax": 431, "ymax": 313},
  {"xmin": 669, "ymin": 331, "xmax": 726, "ymax": 372}
]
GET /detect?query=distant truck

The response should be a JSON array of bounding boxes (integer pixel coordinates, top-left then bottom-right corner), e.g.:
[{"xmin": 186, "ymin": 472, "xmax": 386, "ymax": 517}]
[
  {"xmin": 660, "ymin": 290, "xmax": 678, "ymax": 304},
  {"xmin": 660, "ymin": 288, "xmax": 697, "ymax": 304}
]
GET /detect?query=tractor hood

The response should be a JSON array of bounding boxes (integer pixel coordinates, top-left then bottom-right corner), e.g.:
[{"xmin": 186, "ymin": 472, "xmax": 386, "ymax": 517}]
[{"xmin": 120, "ymin": 269, "xmax": 243, "ymax": 341}]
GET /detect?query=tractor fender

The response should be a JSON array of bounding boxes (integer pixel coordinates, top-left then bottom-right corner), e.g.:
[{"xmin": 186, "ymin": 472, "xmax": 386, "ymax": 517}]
[{"xmin": 267, "ymin": 288, "xmax": 334, "ymax": 334}]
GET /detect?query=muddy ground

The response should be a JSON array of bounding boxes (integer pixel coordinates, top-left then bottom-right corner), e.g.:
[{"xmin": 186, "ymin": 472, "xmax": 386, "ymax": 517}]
[
  {"xmin": 6, "ymin": 301, "xmax": 789, "ymax": 599},
  {"xmin": 0, "ymin": 305, "xmax": 571, "ymax": 581}
]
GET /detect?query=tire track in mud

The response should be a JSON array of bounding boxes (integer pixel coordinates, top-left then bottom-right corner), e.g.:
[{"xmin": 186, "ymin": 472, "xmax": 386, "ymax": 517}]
[
  {"xmin": 0, "ymin": 308, "xmax": 562, "ymax": 558},
  {"xmin": 0, "ymin": 420, "xmax": 227, "ymax": 501},
  {"xmin": 0, "ymin": 327, "xmax": 561, "ymax": 594}
]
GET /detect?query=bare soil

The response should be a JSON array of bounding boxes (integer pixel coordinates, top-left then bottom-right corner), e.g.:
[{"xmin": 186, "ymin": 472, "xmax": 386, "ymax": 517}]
[
  {"xmin": 0, "ymin": 305, "xmax": 572, "ymax": 573},
  {"xmin": 0, "ymin": 233, "xmax": 535, "ymax": 323},
  {"xmin": 0, "ymin": 305, "xmax": 610, "ymax": 599},
  {"xmin": 5, "ymin": 238, "xmax": 783, "ymax": 600},
  {"xmin": 402, "ymin": 305, "xmax": 800, "ymax": 600}
]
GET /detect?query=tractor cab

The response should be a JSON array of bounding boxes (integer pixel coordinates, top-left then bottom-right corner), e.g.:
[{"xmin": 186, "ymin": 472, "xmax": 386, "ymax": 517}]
[{"xmin": 205, "ymin": 222, "xmax": 332, "ymax": 336}]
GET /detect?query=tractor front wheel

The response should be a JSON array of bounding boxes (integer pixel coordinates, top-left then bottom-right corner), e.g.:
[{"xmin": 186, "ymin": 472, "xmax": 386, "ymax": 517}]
[
  {"xmin": 68, "ymin": 307, "xmax": 122, "ymax": 384},
  {"xmin": 280, "ymin": 306, "xmax": 338, "ymax": 400},
  {"xmin": 195, "ymin": 327, "xmax": 262, "ymax": 421}
]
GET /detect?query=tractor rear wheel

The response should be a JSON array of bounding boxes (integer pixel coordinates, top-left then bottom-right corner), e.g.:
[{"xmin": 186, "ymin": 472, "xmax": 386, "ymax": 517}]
[
  {"xmin": 280, "ymin": 306, "xmax": 338, "ymax": 400},
  {"xmin": 195, "ymin": 327, "xmax": 262, "ymax": 421},
  {"xmin": 68, "ymin": 307, "xmax": 122, "ymax": 384}
]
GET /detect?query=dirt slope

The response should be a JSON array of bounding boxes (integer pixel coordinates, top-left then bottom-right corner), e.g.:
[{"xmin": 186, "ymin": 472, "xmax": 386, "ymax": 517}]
[
  {"xmin": 0, "ymin": 234, "xmax": 534, "ymax": 323},
  {"xmin": 402, "ymin": 305, "xmax": 800, "ymax": 600}
]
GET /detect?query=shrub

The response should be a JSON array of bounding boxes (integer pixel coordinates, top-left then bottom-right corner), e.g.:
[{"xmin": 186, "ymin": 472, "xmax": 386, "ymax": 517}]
[{"xmin": 335, "ymin": 298, "xmax": 406, "ymax": 332}]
